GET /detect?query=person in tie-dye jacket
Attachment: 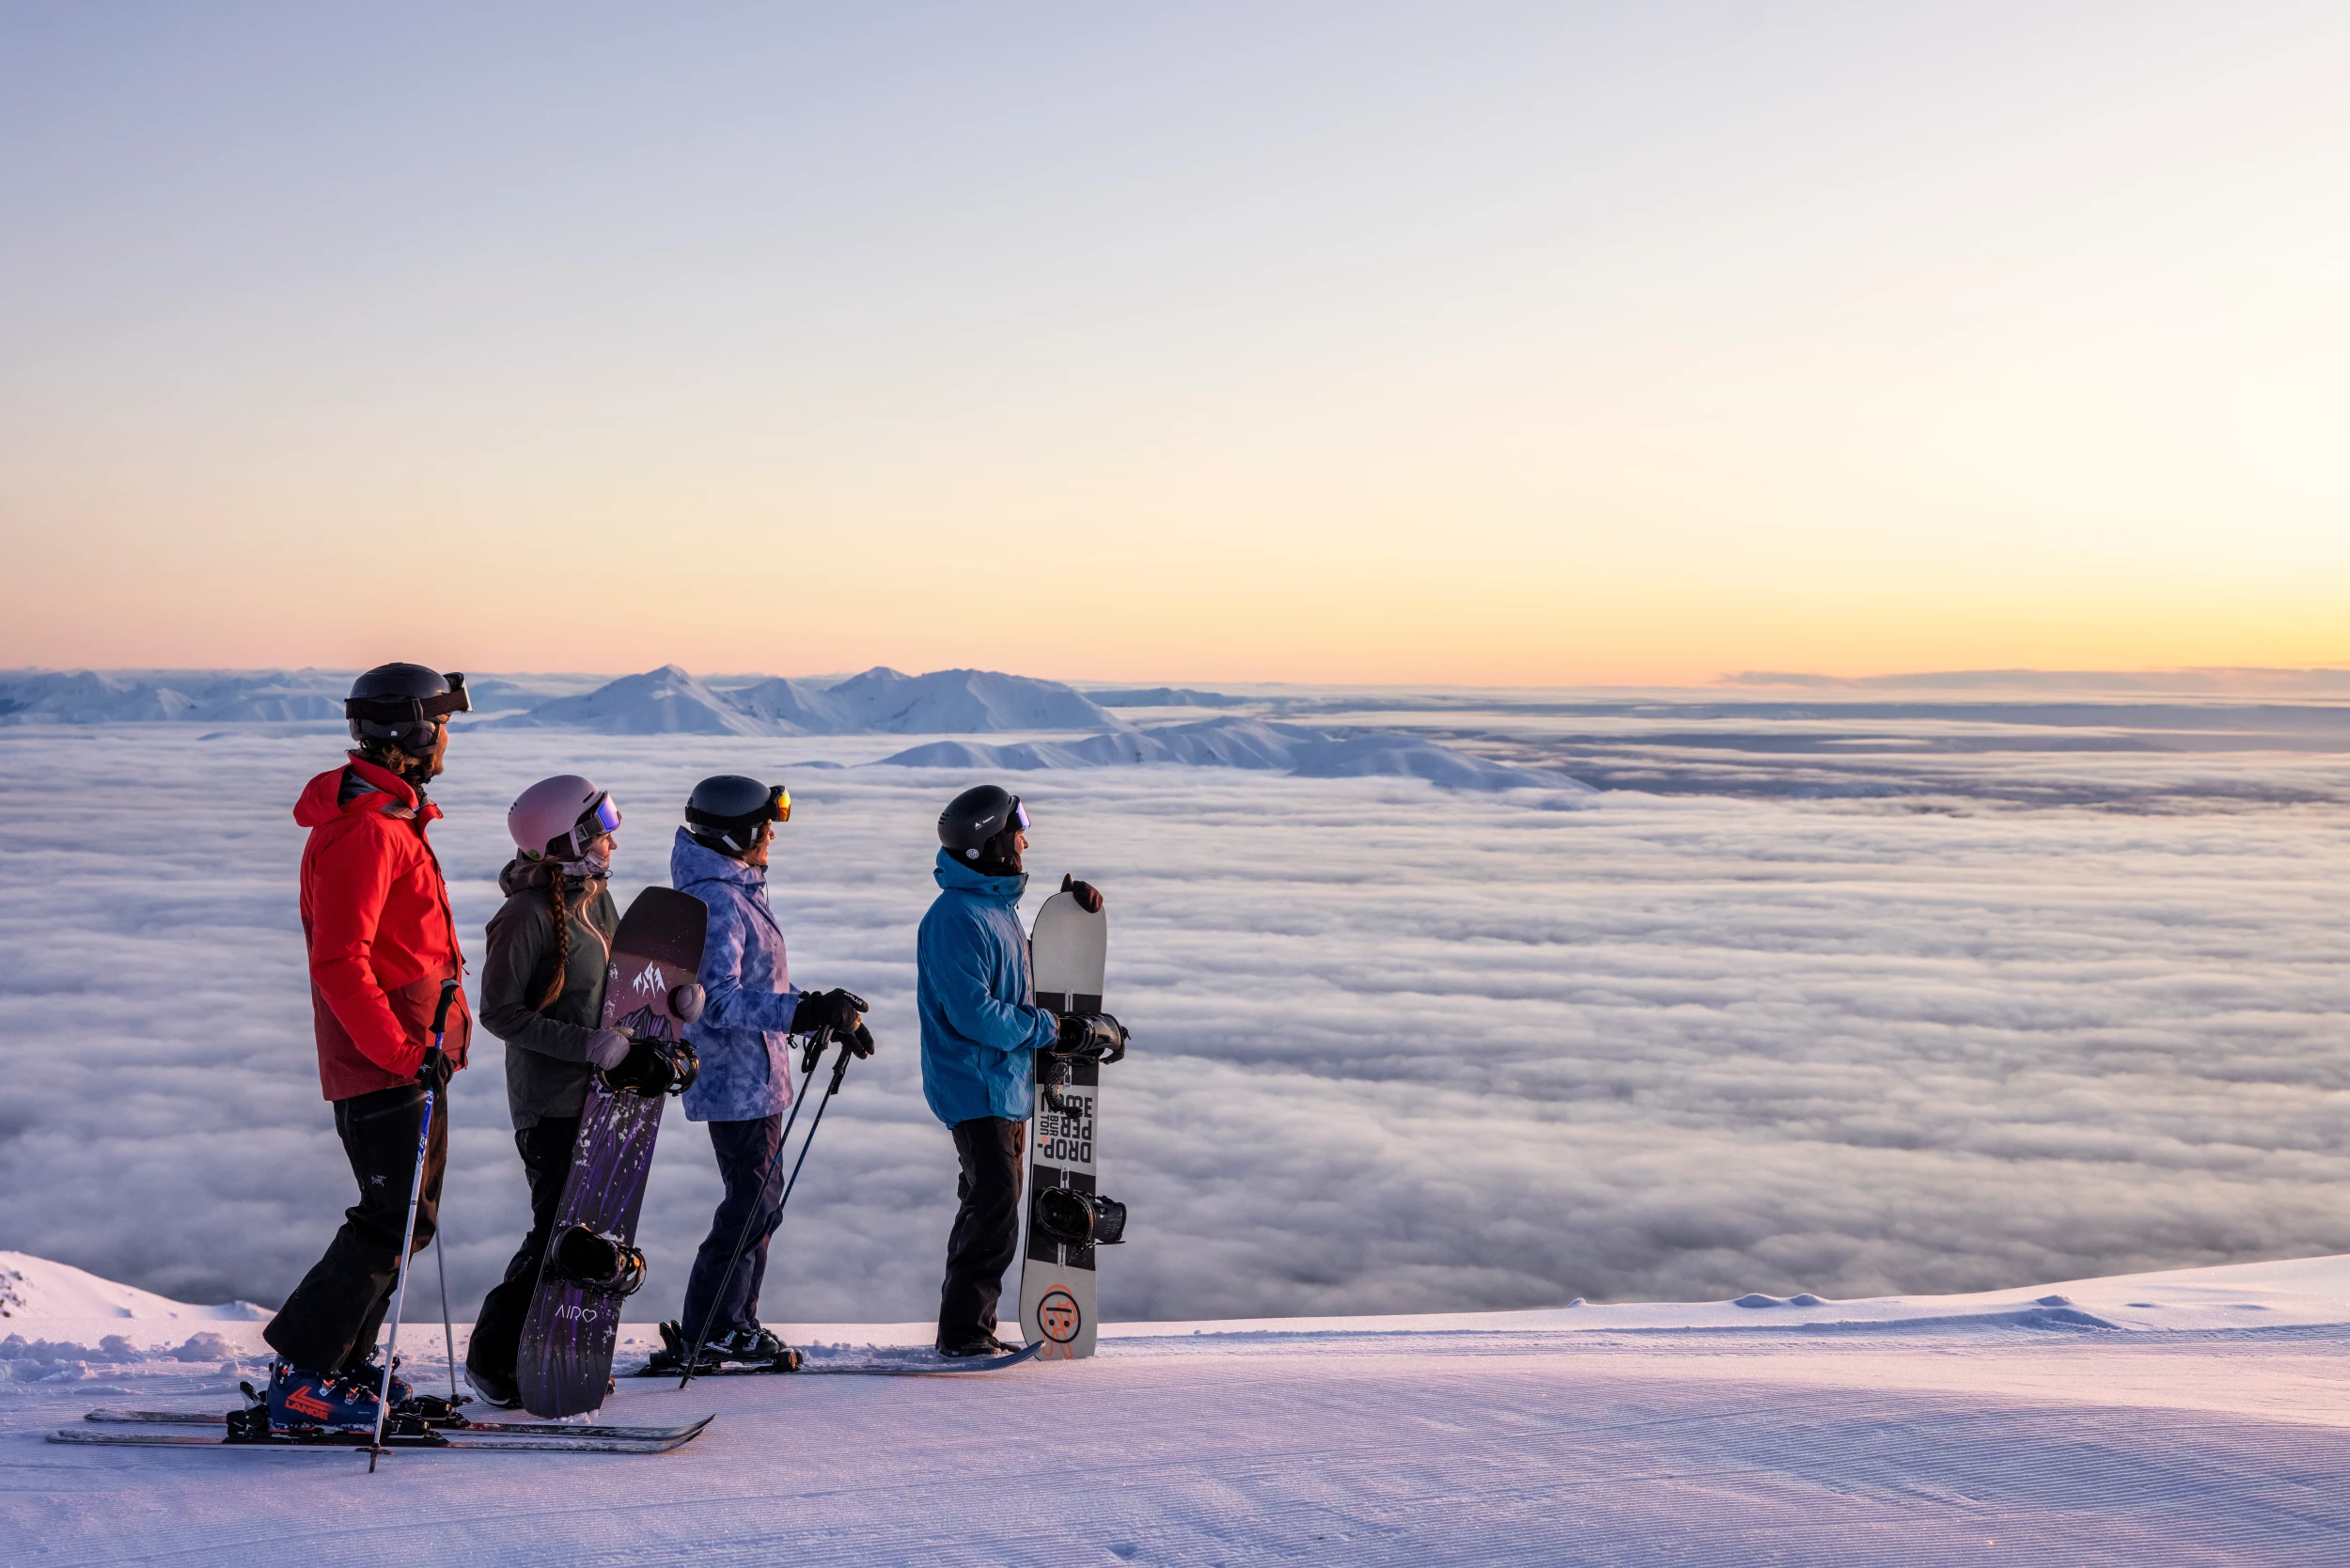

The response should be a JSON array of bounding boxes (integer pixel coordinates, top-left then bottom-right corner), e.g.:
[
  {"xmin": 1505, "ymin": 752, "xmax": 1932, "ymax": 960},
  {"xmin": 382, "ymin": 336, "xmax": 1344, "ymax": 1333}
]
[{"xmin": 646, "ymin": 775, "xmax": 868, "ymax": 1374}]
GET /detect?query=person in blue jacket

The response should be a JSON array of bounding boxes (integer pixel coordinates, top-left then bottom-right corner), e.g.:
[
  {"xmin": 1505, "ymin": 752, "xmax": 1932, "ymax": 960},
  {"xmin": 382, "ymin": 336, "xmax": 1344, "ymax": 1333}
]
[
  {"xmin": 649, "ymin": 775, "xmax": 867, "ymax": 1373},
  {"xmin": 919, "ymin": 784, "xmax": 1114, "ymax": 1356}
]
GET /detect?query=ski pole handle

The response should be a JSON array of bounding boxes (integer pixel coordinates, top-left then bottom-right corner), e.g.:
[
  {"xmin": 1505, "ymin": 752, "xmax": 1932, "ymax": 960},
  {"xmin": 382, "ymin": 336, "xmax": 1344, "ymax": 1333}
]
[
  {"xmin": 798, "ymin": 1024, "xmax": 833, "ymax": 1076},
  {"xmin": 413, "ymin": 979, "xmax": 462, "ymax": 1092}
]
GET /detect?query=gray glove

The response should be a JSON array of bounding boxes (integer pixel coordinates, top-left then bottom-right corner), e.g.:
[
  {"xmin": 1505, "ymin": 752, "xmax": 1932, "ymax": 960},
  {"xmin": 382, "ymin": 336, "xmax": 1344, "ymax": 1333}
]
[{"xmin": 586, "ymin": 1027, "xmax": 634, "ymax": 1070}]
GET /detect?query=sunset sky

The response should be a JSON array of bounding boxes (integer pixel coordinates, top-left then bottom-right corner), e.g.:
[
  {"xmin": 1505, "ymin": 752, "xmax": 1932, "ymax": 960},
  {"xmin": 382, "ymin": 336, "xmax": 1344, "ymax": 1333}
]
[{"xmin": 4, "ymin": 3, "xmax": 2346, "ymax": 685}]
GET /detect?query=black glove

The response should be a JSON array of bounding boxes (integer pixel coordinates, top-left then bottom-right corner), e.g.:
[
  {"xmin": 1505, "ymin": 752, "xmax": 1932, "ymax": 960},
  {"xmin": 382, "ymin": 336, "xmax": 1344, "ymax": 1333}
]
[
  {"xmin": 849, "ymin": 1021, "xmax": 877, "ymax": 1059},
  {"xmin": 603, "ymin": 1035, "xmax": 692, "ymax": 1097},
  {"xmin": 791, "ymin": 988, "xmax": 866, "ymax": 1038},
  {"xmin": 1056, "ymin": 1011, "xmax": 1127, "ymax": 1059},
  {"xmin": 415, "ymin": 1046, "xmax": 453, "ymax": 1093},
  {"xmin": 1061, "ymin": 873, "xmax": 1104, "ymax": 915}
]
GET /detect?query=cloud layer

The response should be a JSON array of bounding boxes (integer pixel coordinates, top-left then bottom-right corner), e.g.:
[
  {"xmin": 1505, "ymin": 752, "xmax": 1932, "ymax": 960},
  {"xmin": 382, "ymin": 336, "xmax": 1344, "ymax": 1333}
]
[{"xmin": 3, "ymin": 715, "xmax": 2348, "ymax": 1329}]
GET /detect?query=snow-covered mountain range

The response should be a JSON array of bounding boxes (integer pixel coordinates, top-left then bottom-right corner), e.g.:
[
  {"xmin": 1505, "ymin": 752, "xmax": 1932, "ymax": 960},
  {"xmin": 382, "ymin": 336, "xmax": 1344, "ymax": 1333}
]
[
  {"xmin": 0, "ymin": 666, "xmax": 1580, "ymax": 791},
  {"xmin": 494, "ymin": 665, "xmax": 1128, "ymax": 737},
  {"xmin": 0, "ymin": 668, "xmax": 605, "ymax": 725},
  {"xmin": 0, "ymin": 665, "xmax": 1128, "ymax": 735},
  {"xmin": 880, "ymin": 716, "xmax": 1590, "ymax": 792}
]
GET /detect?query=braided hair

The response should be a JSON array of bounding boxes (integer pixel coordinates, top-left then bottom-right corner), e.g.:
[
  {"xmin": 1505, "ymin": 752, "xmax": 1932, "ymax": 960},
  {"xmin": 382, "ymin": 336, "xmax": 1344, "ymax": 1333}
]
[{"xmin": 538, "ymin": 871, "xmax": 572, "ymax": 1011}]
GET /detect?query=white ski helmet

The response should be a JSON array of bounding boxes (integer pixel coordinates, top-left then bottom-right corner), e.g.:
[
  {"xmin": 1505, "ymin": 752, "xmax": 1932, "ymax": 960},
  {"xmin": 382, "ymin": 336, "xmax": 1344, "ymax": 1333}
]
[{"xmin": 509, "ymin": 775, "xmax": 622, "ymax": 861}]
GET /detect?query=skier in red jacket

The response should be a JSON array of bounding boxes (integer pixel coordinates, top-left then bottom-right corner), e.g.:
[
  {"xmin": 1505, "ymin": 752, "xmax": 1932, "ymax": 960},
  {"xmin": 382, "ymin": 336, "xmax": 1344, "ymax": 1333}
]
[{"xmin": 261, "ymin": 662, "xmax": 476, "ymax": 1434}]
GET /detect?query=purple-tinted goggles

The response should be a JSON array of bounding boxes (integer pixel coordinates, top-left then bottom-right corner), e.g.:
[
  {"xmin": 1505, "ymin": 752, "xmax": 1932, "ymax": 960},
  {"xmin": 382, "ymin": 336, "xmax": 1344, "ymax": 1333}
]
[
  {"xmin": 578, "ymin": 793, "xmax": 622, "ymax": 841},
  {"xmin": 1010, "ymin": 799, "xmax": 1030, "ymax": 831}
]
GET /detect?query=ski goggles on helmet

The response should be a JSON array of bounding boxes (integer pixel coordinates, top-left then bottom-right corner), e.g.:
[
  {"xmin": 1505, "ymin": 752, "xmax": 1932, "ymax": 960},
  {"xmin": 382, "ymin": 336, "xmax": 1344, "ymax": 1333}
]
[
  {"xmin": 574, "ymin": 792, "xmax": 622, "ymax": 845},
  {"xmin": 767, "ymin": 784, "xmax": 791, "ymax": 823},
  {"xmin": 346, "ymin": 672, "xmax": 472, "ymax": 728},
  {"xmin": 1010, "ymin": 798, "xmax": 1029, "ymax": 832}
]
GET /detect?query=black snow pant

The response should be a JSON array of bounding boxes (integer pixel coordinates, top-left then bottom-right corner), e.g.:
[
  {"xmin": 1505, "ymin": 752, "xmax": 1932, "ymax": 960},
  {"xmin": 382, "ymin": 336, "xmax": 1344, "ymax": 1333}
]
[
  {"xmin": 263, "ymin": 1083, "xmax": 446, "ymax": 1374},
  {"xmin": 937, "ymin": 1117, "xmax": 1026, "ymax": 1351},
  {"xmin": 463, "ymin": 1114, "xmax": 581, "ymax": 1387},
  {"xmin": 680, "ymin": 1114, "xmax": 786, "ymax": 1342}
]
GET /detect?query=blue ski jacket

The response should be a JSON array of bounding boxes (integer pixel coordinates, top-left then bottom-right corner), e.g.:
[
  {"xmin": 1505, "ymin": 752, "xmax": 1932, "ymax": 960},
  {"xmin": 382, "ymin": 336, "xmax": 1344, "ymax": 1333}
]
[
  {"xmin": 917, "ymin": 850, "xmax": 1060, "ymax": 1126},
  {"xmin": 670, "ymin": 827, "xmax": 804, "ymax": 1123}
]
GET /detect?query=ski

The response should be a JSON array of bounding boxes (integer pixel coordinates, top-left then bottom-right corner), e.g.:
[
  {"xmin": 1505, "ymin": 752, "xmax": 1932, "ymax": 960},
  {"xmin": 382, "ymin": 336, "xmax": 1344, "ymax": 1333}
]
[
  {"xmin": 48, "ymin": 1426, "xmax": 703, "ymax": 1454},
  {"xmin": 798, "ymin": 1343, "xmax": 1043, "ymax": 1375},
  {"xmin": 78, "ymin": 1408, "xmax": 712, "ymax": 1442},
  {"xmin": 628, "ymin": 1341, "xmax": 1042, "ymax": 1377}
]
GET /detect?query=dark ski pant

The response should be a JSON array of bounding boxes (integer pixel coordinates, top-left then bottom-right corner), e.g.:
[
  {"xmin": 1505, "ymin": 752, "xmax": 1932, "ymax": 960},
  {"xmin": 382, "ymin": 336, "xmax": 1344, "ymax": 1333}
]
[
  {"xmin": 463, "ymin": 1114, "xmax": 581, "ymax": 1387},
  {"xmin": 263, "ymin": 1083, "xmax": 446, "ymax": 1374},
  {"xmin": 938, "ymin": 1117, "xmax": 1026, "ymax": 1351},
  {"xmin": 680, "ymin": 1114, "xmax": 785, "ymax": 1341}
]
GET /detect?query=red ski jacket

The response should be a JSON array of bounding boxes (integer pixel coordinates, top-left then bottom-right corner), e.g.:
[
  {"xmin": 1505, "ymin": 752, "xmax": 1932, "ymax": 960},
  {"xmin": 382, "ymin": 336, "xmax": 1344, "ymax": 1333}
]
[{"xmin": 293, "ymin": 754, "xmax": 472, "ymax": 1101}]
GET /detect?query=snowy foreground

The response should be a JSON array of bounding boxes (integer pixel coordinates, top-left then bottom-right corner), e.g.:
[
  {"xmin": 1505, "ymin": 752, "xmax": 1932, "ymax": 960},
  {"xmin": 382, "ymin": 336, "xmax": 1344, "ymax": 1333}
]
[{"xmin": 7, "ymin": 1253, "xmax": 2350, "ymax": 1565}]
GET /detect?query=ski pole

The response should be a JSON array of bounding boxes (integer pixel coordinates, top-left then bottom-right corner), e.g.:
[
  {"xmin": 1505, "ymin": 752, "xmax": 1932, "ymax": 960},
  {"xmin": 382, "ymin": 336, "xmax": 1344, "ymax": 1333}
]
[
  {"xmin": 677, "ymin": 1029, "xmax": 832, "ymax": 1392},
  {"xmin": 369, "ymin": 979, "xmax": 459, "ymax": 1472},
  {"xmin": 435, "ymin": 1157, "xmax": 459, "ymax": 1407},
  {"xmin": 763, "ymin": 1034, "xmax": 858, "ymax": 1238},
  {"xmin": 678, "ymin": 1032, "xmax": 859, "ymax": 1391}
]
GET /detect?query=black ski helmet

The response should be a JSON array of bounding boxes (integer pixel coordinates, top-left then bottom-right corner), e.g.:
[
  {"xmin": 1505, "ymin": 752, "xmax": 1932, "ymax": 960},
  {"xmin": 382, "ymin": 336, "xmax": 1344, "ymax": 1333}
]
[
  {"xmin": 685, "ymin": 775, "xmax": 791, "ymax": 856},
  {"xmin": 346, "ymin": 664, "xmax": 471, "ymax": 756},
  {"xmin": 937, "ymin": 784, "xmax": 1028, "ymax": 865}
]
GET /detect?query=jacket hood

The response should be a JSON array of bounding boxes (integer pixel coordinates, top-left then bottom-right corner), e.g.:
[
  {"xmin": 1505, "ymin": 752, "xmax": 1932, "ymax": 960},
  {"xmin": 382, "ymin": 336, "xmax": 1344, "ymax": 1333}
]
[
  {"xmin": 293, "ymin": 753, "xmax": 420, "ymax": 829},
  {"xmin": 932, "ymin": 847, "xmax": 1027, "ymax": 903},
  {"xmin": 497, "ymin": 855, "xmax": 610, "ymax": 899},
  {"xmin": 671, "ymin": 825, "xmax": 766, "ymax": 890}
]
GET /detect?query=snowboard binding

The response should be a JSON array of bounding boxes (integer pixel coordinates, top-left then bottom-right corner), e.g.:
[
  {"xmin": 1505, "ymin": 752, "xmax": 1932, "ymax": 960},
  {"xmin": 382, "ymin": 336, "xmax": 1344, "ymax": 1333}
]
[
  {"xmin": 547, "ymin": 1225, "xmax": 649, "ymax": 1297},
  {"xmin": 599, "ymin": 1028, "xmax": 699, "ymax": 1098},
  {"xmin": 1034, "ymin": 1186, "xmax": 1127, "ymax": 1247}
]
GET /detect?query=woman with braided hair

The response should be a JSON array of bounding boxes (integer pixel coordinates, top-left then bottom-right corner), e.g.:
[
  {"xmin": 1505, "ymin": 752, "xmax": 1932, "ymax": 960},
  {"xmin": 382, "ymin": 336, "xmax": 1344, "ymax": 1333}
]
[{"xmin": 462, "ymin": 774, "xmax": 631, "ymax": 1408}]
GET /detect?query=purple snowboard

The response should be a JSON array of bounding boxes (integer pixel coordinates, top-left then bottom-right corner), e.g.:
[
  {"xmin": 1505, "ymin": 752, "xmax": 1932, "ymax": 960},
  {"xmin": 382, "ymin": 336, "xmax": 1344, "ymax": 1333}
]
[{"xmin": 517, "ymin": 886, "xmax": 705, "ymax": 1418}]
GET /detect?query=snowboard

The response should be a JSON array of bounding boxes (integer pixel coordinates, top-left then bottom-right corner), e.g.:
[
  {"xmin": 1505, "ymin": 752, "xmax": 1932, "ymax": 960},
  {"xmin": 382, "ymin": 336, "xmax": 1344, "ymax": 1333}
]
[
  {"xmin": 517, "ymin": 886, "xmax": 707, "ymax": 1419},
  {"xmin": 1019, "ymin": 888, "xmax": 1115, "ymax": 1361}
]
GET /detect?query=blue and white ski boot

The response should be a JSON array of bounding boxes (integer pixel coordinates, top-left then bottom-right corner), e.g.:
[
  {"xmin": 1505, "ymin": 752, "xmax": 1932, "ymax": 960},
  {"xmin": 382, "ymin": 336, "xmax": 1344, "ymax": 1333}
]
[{"xmin": 264, "ymin": 1360, "xmax": 406, "ymax": 1435}]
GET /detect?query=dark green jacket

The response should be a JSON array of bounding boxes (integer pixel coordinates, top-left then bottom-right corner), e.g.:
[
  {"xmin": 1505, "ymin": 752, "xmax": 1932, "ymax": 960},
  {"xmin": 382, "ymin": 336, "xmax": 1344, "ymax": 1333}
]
[{"xmin": 479, "ymin": 856, "xmax": 620, "ymax": 1129}]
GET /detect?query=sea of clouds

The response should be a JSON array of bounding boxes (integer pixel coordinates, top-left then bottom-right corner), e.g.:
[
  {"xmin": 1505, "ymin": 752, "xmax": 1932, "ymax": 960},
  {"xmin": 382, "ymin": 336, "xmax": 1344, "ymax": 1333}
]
[{"xmin": 3, "ymin": 711, "xmax": 2348, "ymax": 1326}]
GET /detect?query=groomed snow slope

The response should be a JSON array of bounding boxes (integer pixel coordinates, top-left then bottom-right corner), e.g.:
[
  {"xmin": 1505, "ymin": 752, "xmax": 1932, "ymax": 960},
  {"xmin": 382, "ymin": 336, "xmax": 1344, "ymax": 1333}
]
[{"xmin": 8, "ymin": 1253, "xmax": 2350, "ymax": 1565}]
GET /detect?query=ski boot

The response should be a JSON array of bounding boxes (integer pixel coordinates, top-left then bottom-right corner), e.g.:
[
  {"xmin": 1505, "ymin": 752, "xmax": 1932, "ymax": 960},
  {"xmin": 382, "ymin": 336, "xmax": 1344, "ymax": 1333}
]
[
  {"xmin": 708, "ymin": 1325, "xmax": 802, "ymax": 1372},
  {"xmin": 938, "ymin": 1332, "xmax": 1015, "ymax": 1359},
  {"xmin": 644, "ymin": 1319, "xmax": 802, "ymax": 1373},
  {"xmin": 261, "ymin": 1360, "xmax": 398, "ymax": 1436},
  {"xmin": 342, "ymin": 1357, "xmax": 415, "ymax": 1408},
  {"xmin": 464, "ymin": 1363, "xmax": 525, "ymax": 1409}
]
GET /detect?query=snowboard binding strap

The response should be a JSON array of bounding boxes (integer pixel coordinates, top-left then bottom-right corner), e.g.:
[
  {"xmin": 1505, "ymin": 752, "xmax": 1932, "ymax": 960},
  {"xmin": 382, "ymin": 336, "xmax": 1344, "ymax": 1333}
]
[
  {"xmin": 547, "ymin": 1226, "xmax": 649, "ymax": 1297},
  {"xmin": 1035, "ymin": 1186, "xmax": 1127, "ymax": 1247}
]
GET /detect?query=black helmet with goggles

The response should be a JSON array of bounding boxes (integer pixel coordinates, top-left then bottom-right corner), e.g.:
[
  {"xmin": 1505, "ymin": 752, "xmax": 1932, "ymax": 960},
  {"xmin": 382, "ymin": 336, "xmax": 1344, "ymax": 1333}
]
[
  {"xmin": 685, "ymin": 775, "xmax": 792, "ymax": 856},
  {"xmin": 346, "ymin": 664, "xmax": 471, "ymax": 756}
]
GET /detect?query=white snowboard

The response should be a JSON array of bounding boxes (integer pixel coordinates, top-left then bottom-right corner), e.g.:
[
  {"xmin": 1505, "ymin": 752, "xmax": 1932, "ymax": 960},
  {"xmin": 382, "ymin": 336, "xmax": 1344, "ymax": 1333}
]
[{"xmin": 1019, "ymin": 888, "xmax": 1110, "ymax": 1361}]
